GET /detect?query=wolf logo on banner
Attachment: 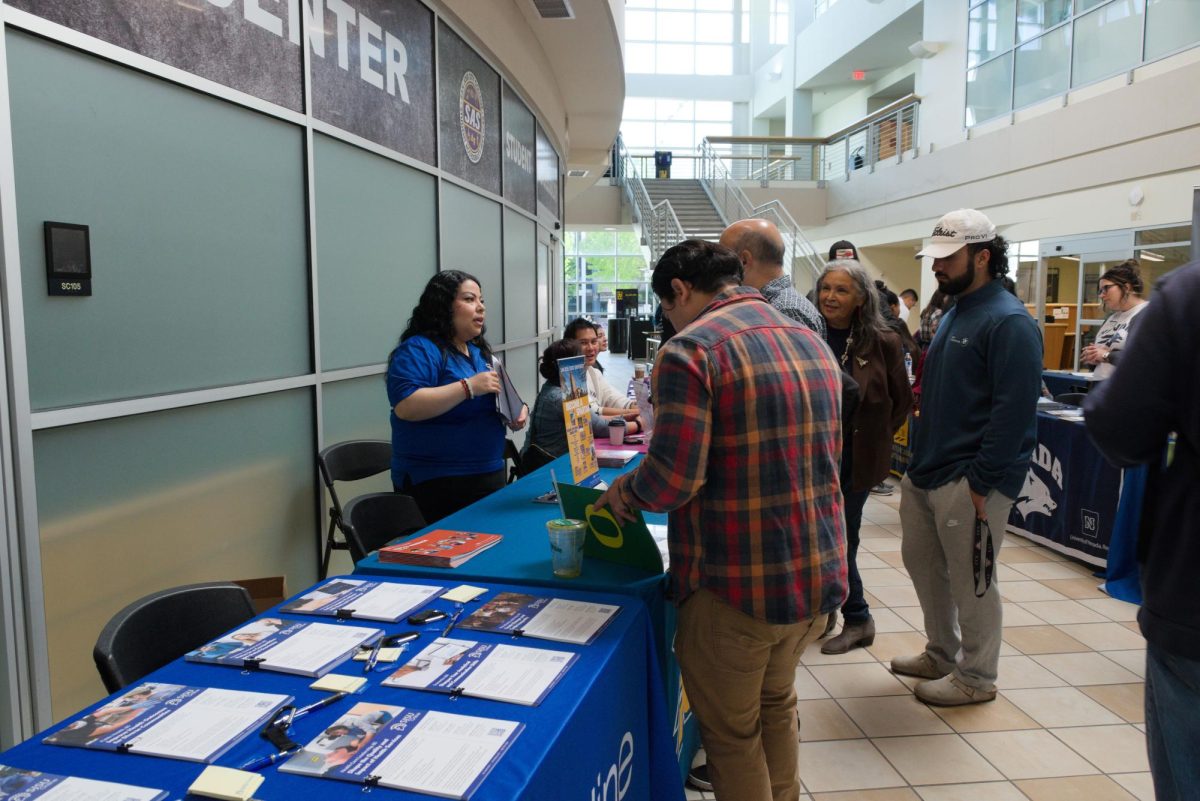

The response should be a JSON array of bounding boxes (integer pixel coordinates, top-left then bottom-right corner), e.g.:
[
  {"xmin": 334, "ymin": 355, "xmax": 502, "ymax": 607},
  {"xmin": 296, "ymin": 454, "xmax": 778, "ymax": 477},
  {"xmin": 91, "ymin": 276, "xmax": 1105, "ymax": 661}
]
[{"xmin": 1015, "ymin": 469, "xmax": 1057, "ymax": 519}]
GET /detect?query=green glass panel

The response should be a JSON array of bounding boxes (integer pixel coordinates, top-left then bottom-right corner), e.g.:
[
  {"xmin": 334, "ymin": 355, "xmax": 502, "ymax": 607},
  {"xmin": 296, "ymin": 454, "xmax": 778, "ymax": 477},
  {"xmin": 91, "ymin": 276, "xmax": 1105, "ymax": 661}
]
[
  {"xmin": 502, "ymin": 210, "xmax": 537, "ymax": 341},
  {"xmin": 8, "ymin": 32, "xmax": 309, "ymax": 409},
  {"xmin": 34, "ymin": 390, "xmax": 316, "ymax": 719},
  {"xmin": 315, "ymin": 135, "xmax": 436, "ymax": 370},
  {"xmin": 441, "ymin": 184, "xmax": 504, "ymax": 342}
]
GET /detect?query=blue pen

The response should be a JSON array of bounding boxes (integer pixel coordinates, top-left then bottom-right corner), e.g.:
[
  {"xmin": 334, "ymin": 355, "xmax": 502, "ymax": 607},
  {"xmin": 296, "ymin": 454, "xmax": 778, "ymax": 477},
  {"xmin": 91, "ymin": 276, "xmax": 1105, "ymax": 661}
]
[
  {"xmin": 363, "ymin": 638, "xmax": 383, "ymax": 674},
  {"xmin": 239, "ymin": 746, "xmax": 299, "ymax": 772}
]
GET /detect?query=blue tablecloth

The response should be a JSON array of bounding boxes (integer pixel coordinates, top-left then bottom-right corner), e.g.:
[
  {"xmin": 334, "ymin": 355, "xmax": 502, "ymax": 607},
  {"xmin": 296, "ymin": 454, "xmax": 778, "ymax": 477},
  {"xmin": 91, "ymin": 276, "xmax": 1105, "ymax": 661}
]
[
  {"xmin": 2, "ymin": 576, "xmax": 683, "ymax": 801},
  {"xmin": 355, "ymin": 455, "xmax": 700, "ymax": 784}
]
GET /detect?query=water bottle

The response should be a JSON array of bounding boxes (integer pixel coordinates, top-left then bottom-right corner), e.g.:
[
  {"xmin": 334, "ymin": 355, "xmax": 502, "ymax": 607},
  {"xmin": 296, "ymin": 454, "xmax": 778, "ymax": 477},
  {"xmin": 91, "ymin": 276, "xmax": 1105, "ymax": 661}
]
[{"xmin": 904, "ymin": 352, "xmax": 914, "ymax": 383}]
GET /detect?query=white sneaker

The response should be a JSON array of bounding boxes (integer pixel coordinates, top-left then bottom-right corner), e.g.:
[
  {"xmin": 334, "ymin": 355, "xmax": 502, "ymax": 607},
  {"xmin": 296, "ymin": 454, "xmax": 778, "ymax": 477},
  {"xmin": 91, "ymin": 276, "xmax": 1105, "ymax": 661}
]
[{"xmin": 870, "ymin": 482, "xmax": 894, "ymax": 496}]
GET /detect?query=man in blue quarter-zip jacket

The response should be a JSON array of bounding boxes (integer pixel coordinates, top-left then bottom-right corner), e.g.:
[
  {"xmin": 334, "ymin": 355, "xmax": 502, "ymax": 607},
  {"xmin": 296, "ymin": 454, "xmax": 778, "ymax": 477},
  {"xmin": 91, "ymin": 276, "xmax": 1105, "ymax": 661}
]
[
  {"xmin": 1083, "ymin": 259, "xmax": 1200, "ymax": 801},
  {"xmin": 890, "ymin": 209, "xmax": 1043, "ymax": 707}
]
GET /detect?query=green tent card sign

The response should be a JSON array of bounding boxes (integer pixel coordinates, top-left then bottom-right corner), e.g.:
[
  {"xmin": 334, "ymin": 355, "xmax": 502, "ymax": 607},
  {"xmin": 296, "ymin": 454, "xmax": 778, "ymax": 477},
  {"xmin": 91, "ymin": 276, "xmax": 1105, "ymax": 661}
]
[{"xmin": 554, "ymin": 482, "xmax": 664, "ymax": 574}]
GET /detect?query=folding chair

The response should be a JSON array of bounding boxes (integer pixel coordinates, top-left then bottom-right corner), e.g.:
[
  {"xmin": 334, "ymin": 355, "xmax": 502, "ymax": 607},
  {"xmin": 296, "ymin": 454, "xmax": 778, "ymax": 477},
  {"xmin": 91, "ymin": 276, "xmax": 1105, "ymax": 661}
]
[{"xmin": 317, "ymin": 440, "xmax": 392, "ymax": 579}]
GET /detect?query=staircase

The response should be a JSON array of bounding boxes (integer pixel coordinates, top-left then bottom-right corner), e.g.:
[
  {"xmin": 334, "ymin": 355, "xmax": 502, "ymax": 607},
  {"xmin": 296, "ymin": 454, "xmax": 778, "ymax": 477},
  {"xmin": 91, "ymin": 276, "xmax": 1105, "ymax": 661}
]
[{"xmin": 641, "ymin": 179, "xmax": 726, "ymax": 242}]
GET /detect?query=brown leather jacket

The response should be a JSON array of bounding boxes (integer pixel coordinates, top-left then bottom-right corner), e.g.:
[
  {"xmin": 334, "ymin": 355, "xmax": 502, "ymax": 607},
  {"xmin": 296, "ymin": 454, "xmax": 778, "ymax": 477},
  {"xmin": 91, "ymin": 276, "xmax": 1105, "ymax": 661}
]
[{"xmin": 844, "ymin": 330, "xmax": 913, "ymax": 492}]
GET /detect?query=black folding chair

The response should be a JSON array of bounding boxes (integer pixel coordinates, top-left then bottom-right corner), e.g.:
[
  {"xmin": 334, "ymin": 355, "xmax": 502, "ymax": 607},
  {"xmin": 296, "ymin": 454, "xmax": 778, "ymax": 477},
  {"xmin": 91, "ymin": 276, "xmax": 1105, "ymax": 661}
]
[
  {"xmin": 342, "ymin": 493, "xmax": 428, "ymax": 563},
  {"xmin": 93, "ymin": 582, "xmax": 256, "ymax": 693},
  {"xmin": 317, "ymin": 440, "xmax": 392, "ymax": 579},
  {"xmin": 504, "ymin": 440, "xmax": 525, "ymax": 484},
  {"xmin": 1054, "ymin": 392, "xmax": 1087, "ymax": 407},
  {"xmin": 521, "ymin": 443, "xmax": 557, "ymax": 474}
]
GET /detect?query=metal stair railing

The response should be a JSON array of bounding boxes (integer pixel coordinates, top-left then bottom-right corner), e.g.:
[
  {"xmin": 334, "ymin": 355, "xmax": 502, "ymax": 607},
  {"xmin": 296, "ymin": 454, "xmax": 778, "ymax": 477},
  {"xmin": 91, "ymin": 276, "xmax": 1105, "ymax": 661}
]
[
  {"xmin": 698, "ymin": 139, "xmax": 824, "ymax": 291},
  {"xmin": 613, "ymin": 134, "xmax": 686, "ymax": 264}
]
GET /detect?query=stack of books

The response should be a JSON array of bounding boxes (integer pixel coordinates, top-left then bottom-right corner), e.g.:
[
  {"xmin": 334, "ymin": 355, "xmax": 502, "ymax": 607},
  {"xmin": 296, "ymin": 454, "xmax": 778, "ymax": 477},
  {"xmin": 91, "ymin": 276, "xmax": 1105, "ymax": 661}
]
[{"xmin": 378, "ymin": 529, "xmax": 502, "ymax": 568}]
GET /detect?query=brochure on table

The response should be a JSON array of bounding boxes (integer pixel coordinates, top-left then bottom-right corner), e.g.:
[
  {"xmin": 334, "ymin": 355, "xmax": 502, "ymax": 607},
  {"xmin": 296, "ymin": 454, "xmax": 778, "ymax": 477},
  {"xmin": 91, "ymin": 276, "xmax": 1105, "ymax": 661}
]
[
  {"xmin": 43, "ymin": 683, "xmax": 291, "ymax": 764},
  {"xmin": 185, "ymin": 618, "xmax": 382, "ymax": 677},
  {"xmin": 456, "ymin": 592, "xmax": 619, "ymax": 645},
  {"xmin": 556, "ymin": 355, "xmax": 603, "ymax": 488},
  {"xmin": 378, "ymin": 530, "xmax": 503, "ymax": 568},
  {"xmin": 280, "ymin": 701, "xmax": 521, "ymax": 800},
  {"xmin": 0, "ymin": 764, "xmax": 168, "ymax": 801},
  {"xmin": 555, "ymin": 482, "xmax": 665, "ymax": 574},
  {"xmin": 280, "ymin": 579, "xmax": 443, "ymax": 622},
  {"xmin": 381, "ymin": 637, "xmax": 576, "ymax": 706}
]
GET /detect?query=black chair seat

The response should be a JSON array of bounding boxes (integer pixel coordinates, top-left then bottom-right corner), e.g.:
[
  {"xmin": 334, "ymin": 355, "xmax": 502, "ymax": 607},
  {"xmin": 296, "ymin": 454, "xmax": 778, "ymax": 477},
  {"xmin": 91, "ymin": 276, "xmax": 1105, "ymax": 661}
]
[
  {"xmin": 1054, "ymin": 392, "xmax": 1087, "ymax": 406},
  {"xmin": 93, "ymin": 582, "xmax": 256, "ymax": 693},
  {"xmin": 342, "ymin": 493, "xmax": 427, "ymax": 563}
]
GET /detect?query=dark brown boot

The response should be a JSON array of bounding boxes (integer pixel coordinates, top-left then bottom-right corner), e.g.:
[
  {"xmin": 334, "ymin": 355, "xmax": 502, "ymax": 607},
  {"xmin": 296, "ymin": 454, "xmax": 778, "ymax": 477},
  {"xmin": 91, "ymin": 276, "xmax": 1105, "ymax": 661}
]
[{"xmin": 820, "ymin": 617, "xmax": 875, "ymax": 654}]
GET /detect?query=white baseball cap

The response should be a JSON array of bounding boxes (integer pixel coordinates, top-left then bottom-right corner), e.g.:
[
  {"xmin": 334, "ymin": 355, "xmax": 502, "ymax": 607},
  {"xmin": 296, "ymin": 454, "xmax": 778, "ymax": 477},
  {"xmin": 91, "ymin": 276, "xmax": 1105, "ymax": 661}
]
[{"xmin": 915, "ymin": 209, "xmax": 997, "ymax": 259}]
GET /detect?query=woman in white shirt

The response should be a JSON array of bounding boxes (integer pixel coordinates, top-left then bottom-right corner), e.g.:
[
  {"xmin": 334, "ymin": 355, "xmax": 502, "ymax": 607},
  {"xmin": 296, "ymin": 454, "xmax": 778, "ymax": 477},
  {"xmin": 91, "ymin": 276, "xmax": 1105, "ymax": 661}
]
[{"xmin": 1082, "ymin": 259, "xmax": 1148, "ymax": 380}]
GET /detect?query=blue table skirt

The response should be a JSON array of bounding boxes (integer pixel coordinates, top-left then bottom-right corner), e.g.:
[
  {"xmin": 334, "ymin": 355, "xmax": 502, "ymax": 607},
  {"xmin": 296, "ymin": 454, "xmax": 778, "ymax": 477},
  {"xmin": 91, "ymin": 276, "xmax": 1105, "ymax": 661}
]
[{"xmin": 3, "ymin": 577, "xmax": 684, "ymax": 801}]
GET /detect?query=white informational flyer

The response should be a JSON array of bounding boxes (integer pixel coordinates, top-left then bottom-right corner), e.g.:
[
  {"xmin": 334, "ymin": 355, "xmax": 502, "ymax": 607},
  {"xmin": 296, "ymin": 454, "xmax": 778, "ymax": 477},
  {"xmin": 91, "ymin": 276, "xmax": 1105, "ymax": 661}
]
[
  {"xmin": 281, "ymin": 702, "xmax": 521, "ymax": 800},
  {"xmin": 43, "ymin": 684, "xmax": 291, "ymax": 764},
  {"xmin": 381, "ymin": 637, "xmax": 576, "ymax": 706},
  {"xmin": 0, "ymin": 765, "xmax": 167, "ymax": 801},
  {"xmin": 185, "ymin": 618, "xmax": 382, "ymax": 677},
  {"xmin": 280, "ymin": 579, "xmax": 443, "ymax": 623},
  {"xmin": 647, "ymin": 523, "xmax": 670, "ymax": 568},
  {"xmin": 457, "ymin": 593, "xmax": 620, "ymax": 645}
]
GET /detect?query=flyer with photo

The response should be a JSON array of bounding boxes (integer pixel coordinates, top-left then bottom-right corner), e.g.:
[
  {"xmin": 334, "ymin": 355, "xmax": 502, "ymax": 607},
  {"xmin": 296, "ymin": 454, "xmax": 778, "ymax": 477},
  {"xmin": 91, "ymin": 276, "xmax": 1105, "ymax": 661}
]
[
  {"xmin": 185, "ymin": 618, "xmax": 382, "ymax": 677},
  {"xmin": 381, "ymin": 637, "xmax": 576, "ymax": 706},
  {"xmin": 456, "ymin": 592, "xmax": 619, "ymax": 645},
  {"xmin": 43, "ymin": 683, "xmax": 290, "ymax": 763},
  {"xmin": 0, "ymin": 764, "xmax": 167, "ymax": 801},
  {"xmin": 556, "ymin": 355, "xmax": 602, "ymax": 488},
  {"xmin": 280, "ymin": 579, "xmax": 443, "ymax": 623},
  {"xmin": 280, "ymin": 702, "xmax": 521, "ymax": 800}
]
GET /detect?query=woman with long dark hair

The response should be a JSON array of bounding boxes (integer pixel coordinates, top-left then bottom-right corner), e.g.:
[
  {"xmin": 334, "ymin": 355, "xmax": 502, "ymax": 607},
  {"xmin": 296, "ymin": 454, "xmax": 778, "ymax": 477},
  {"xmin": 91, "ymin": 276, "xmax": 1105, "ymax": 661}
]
[
  {"xmin": 387, "ymin": 270, "xmax": 527, "ymax": 523},
  {"xmin": 816, "ymin": 260, "xmax": 913, "ymax": 654}
]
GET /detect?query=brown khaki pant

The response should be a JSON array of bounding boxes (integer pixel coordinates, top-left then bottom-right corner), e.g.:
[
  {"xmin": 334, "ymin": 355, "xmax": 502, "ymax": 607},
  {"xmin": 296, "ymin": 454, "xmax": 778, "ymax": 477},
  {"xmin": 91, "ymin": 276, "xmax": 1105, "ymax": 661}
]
[{"xmin": 676, "ymin": 588, "xmax": 827, "ymax": 801}]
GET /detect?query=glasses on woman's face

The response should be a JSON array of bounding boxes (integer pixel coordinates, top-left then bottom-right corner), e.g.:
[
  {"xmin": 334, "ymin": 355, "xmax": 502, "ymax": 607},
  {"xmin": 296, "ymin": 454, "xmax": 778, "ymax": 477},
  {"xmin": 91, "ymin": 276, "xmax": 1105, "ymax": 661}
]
[{"xmin": 1098, "ymin": 283, "xmax": 1117, "ymax": 296}]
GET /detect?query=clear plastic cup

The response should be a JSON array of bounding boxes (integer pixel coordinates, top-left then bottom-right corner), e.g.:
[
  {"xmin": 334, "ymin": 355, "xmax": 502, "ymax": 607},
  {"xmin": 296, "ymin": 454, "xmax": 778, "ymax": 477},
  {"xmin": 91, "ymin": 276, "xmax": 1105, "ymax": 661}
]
[{"xmin": 546, "ymin": 518, "xmax": 587, "ymax": 578}]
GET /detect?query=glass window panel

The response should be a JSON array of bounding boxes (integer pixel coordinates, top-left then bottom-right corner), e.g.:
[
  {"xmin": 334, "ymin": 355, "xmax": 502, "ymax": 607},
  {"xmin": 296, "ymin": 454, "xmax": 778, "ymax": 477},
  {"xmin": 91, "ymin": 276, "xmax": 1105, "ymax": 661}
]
[
  {"xmin": 1135, "ymin": 224, "xmax": 1190, "ymax": 245},
  {"xmin": 695, "ymin": 44, "xmax": 734, "ymax": 74},
  {"xmin": 578, "ymin": 230, "xmax": 616, "ymax": 253},
  {"xmin": 658, "ymin": 0, "xmax": 695, "ymax": 8},
  {"xmin": 1078, "ymin": 0, "xmax": 1111, "ymax": 10},
  {"xmin": 620, "ymin": 121, "xmax": 657, "ymax": 149},
  {"xmin": 695, "ymin": 12, "xmax": 733, "ymax": 42},
  {"xmin": 616, "ymin": 256, "xmax": 649, "ymax": 281},
  {"xmin": 441, "ymin": 184, "xmax": 504, "ymax": 341},
  {"xmin": 1146, "ymin": 0, "xmax": 1200, "ymax": 60},
  {"xmin": 1016, "ymin": 0, "xmax": 1072, "ymax": 42},
  {"xmin": 1014, "ymin": 26, "xmax": 1071, "ymax": 107},
  {"xmin": 696, "ymin": 0, "xmax": 733, "ymax": 9},
  {"xmin": 656, "ymin": 98, "xmax": 695, "ymax": 119},
  {"xmin": 657, "ymin": 43, "xmax": 696, "ymax": 73},
  {"xmin": 966, "ymin": 51, "xmax": 1014, "ymax": 124},
  {"xmin": 658, "ymin": 121, "xmax": 696, "ymax": 148},
  {"xmin": 583, "ymin": 257, "xmax": 615, "ymax": 281},
  {"xmin": 741, "ymin": 9, "xmax": 750, "ymax": 42},
  {"xmin": 657, "ymin": 11, "xmax": 697, "ymax": 41},
  {"xmin": 968, "ymin": 0, "xmax": 1016, "ymax": 67},
  {"xmin": 626, "ymin": 10, "xmax": 656, "ymax": 40},
  {"xmin": 617, "ymin": 232, "xmax": 644, "ymax": 253},
  {"xmin": 565, "ymin": 255, "xmax": 580, "ymax": 280},
  {"xmin": 695, "ymin": 122, "xmax": 733, "ymax": 141},
  {"xmin": 623, "ymin": 97, "xmax": 656, "ymax": 119},
  {"xmin": 1073, "ymin": 0, "xmax": 1146, "ymax": 86},
  {"xmin": 695, "ymin": 100, "xmax": 733, "ymax": 120},
  {"xmin": 625, "ymin": 43, "xmax": 656, "ymax": 72},
  {"xmin": 626, "ymin": 0, "xmax": 656, "ymax": 7}
]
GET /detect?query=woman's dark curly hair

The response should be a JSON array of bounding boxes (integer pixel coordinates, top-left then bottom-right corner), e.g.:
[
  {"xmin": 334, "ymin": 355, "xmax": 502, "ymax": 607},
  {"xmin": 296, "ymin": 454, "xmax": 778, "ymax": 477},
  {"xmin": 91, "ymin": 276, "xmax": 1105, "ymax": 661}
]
[
  {"xmin": 392, "ymin": 270, "xmax": 492, "ymax": 362},
  {"xmin": 539, "ymin": 339, "xmax": 581, "ymax": 384},
  {"xmin": 1100, "ymin": 258, "xmax": 1144, "ymax": 296}
]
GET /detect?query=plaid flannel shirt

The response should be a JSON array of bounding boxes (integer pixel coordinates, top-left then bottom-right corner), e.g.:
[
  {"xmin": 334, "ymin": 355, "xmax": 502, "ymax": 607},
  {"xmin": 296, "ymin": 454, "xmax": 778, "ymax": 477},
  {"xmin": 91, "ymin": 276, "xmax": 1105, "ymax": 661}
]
[{"xmin": 613, "ymin": 286, "xmax": 847, "ymax": 624}]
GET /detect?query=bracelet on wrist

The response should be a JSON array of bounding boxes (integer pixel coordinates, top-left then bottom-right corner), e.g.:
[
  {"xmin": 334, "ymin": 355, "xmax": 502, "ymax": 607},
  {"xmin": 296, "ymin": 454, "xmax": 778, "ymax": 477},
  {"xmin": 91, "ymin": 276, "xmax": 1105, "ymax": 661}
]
[{"xmin": 460, "ymin": 378, "xmax": 473, "ymax": 400}]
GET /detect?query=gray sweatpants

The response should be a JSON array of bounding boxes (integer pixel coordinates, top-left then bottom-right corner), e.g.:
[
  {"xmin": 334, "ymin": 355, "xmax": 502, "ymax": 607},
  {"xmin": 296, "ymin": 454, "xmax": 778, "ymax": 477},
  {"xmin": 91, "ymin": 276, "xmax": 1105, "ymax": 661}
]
[{"xmin": 899, "ymin": 475, "xmax": 1015, "ymax": 690}]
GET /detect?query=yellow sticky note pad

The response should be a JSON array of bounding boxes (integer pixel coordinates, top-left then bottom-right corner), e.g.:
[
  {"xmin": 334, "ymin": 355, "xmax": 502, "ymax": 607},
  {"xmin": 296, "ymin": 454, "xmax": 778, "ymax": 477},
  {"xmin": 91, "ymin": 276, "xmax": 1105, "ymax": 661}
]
[
  {"xmin": 351, "ymin": 647, "xmax": 403, "ymax": 663},
  {"xmin": 442, "ymin": 584, "xmax": 487, "ymax": 603},
  {"xmin": 189, "ymin": 766, "xmax": 264, "ymax": 801},
  {"xmin": 309, "ymin": 674, "xmax": 368, "ymax": 693}
]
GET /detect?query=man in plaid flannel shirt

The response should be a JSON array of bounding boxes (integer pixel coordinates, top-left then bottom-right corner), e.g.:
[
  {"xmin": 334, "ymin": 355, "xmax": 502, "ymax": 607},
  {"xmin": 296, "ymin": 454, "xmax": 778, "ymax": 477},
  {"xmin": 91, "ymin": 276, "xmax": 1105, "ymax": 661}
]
[{"xmin": 597, "ymin": 239, "xmax": 846, "ymax": 801}]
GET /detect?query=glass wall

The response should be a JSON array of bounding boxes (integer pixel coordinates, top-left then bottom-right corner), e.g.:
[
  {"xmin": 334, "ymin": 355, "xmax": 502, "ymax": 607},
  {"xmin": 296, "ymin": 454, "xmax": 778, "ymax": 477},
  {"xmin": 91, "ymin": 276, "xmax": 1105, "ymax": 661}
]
[
  {"xmin": 625, "ymin": 0, "xmax": 736, "ymax": 76},
  {"xmin": 966, "ymin": 0, "xmax": 1199, "ymax": 125},
  {"xmin": 564, "ymin": 231, "xmax": 651, "ymax": 320},
  {"xmin": 620, "ymin": 98, "xmax": 734, "ymax": 178}
]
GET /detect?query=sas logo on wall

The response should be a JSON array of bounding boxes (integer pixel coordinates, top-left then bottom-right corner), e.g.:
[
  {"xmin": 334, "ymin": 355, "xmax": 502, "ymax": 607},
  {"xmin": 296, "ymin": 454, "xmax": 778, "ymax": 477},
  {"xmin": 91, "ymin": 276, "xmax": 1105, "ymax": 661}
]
[{"xmin": 459, "ymin": 71, "xmax": 485, "ymax": 163}]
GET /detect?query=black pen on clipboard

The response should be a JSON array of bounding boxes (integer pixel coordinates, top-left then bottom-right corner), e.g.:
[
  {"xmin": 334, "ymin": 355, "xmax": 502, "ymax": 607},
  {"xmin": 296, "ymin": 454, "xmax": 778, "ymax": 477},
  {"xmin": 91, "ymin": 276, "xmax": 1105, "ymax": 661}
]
[{"xmin": 441, "ymin": 606, "xmax": 465, "ymax": 638}]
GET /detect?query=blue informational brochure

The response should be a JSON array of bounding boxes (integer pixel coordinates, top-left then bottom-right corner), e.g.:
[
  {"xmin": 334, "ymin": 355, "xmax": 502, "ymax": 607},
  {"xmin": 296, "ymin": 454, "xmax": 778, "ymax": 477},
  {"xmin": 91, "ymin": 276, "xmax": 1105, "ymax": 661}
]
[
  {"xmin": 0, "ymin": 764, "xmax": 168, "ymax": 801},
  {"xmin": 281, "ymin": 702, "xmax": 522, "ymax": 800},
  {"xmin": 380, "ymin": 637, "xmax": 576, "ymax": 706},
  {"xmin": 280, "ymin": 578, "xmax": 443, "ymax": 623},
  {"xmin": 43, "ymin": 683, "xmax": 291, "ymax": 764},
  {"xmin": 184, "ymin": 618, "xmax": 382, "ymax": 677}
]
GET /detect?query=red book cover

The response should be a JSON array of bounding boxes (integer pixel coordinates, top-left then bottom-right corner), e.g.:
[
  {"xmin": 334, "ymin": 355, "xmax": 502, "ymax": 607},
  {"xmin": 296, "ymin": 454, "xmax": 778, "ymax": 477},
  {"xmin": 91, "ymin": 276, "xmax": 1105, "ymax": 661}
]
[{"xmin": 378, "ymin": 530, "xmax": 503, "ymax": 568}]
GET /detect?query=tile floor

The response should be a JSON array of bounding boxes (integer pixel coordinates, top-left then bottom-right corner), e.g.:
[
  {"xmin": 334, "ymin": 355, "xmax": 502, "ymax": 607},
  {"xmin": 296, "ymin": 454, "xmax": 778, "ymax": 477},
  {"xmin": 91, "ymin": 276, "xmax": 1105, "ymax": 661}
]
[{"xmin": 683, "ymin": 481, "xmax": 1151, "ymax": 801}]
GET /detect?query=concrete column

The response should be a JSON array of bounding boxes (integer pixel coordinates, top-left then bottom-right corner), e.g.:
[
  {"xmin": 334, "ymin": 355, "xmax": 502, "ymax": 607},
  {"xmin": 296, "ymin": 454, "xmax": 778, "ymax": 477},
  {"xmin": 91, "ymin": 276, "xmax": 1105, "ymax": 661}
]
[{"xmin": 787, "ymin": 88, "xmax": 813, "ymax": 137}]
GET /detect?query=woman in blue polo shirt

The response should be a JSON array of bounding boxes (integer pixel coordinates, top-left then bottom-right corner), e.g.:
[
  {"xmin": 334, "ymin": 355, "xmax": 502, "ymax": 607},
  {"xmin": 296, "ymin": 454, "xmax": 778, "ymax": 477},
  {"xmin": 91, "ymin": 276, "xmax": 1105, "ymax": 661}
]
[{"xmin": 388, "ymin": 270, "xmax": 527, "ymax": 523}]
